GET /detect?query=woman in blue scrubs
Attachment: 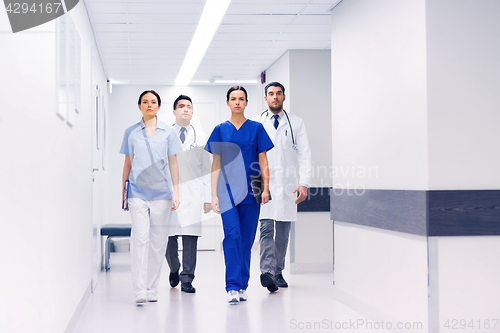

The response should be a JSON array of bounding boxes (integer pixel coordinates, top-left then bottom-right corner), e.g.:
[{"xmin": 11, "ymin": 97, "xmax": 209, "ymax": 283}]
[
  {"xmin": 205, "ymin": 86, "xmax": 274, "ymax": 304},
  {"xmin": 121, "ymin": 90, "xmax": 183, "ymax": 304}
]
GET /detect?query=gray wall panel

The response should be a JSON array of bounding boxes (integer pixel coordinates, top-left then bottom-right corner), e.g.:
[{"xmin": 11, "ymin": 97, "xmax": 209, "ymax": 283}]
[{"xmin": 331, "ymin": 189, "xmax": 500, "ymax": 236}]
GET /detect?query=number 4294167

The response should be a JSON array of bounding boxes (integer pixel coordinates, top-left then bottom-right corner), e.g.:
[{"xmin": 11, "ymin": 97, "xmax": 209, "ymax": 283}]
[
  {"xmin": 444, "ymin": 319, "xmax": 498, "ymax": 330},
  {"xmin": 5, "ymin": 2, "xmax": 63, "ymax": 14}
]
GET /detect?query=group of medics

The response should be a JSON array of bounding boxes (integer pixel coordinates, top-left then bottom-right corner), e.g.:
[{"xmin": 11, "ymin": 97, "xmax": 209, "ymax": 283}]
[{"xmin": 120, "ymin": 82, "xmax": 311, "ymax": 304}]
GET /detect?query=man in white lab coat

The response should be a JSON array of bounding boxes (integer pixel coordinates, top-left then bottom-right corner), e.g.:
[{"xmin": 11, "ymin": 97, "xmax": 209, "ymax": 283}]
[
  {"xmin": 255, "ymin": 82, "xmax": 312, "ymax": 292},
  {"xmin": 165, "ymin": 95, "xmax": 212, "ymax": 293}
]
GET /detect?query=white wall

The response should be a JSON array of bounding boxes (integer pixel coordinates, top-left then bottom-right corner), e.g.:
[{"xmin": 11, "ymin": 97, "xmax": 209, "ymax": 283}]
[
  {"xmin": 424, "ymin": 2, "xmax": 500, "ymax": 329},
  {"xmin": 433, "ymin": 237, "xmax": 500, "ymax": 331},
  {"xmin": 292, "ymin": 212, "xmax": 333, "ymax": 273},
  {"xmin": 331, "ymin": 0, "xmax": 428, "ymax": 191},
  {"xmin": 263, "ymin": 52, "xmax": 291, "ymax": 113},
  {"xmin": 330, "ymin": 1, "xmax": 500, "ymax": 331},
  {"xmin": 329, "ymin": 0, "xmax": 429, "ymax": 325},
  {"xmin": 264, "ymin": 49, "xmax": 332, "ymax": 187},
  {"xmin": 335, "ymin": 222, "xmax": 429, "ymax": 328},
  {"xmin": 0, "ymin": 3, "xmax": 108, "ymax": 332},
  {"xmin": 290, "ymin": 50, "xmax": 332, "ymax": 187},
  {"xmin": 426, "ymin": 0, "xmax": 500, "ymax": 190}
]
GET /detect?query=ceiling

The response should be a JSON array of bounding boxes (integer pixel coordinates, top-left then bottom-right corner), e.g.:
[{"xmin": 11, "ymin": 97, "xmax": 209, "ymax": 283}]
[{"xmin": 83, "ymin": 0, "xmax": 337, "ymax": 85}]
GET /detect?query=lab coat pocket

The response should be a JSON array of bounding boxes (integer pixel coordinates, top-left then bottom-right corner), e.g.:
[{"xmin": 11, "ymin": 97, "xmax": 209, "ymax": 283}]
[{"xmin": 281, "ymin": 132, "xmax": 294, "ymax": 150}]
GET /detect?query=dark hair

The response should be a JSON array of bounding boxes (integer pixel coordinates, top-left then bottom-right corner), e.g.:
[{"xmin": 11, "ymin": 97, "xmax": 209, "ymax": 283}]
[
  {"xmin": 264, "ymin": 82, "xmax": 285, "ymax": 96},
  {"xmin": 173, "ymin": 94, "xmax": 192, "ymax": 110},
  {"xmin": 226, "ymin": 86, "xmax": 248, "ymax": 101},
  {"xmin": 138, "ymin": 90, "xmax": 161, "ymax": 106}
]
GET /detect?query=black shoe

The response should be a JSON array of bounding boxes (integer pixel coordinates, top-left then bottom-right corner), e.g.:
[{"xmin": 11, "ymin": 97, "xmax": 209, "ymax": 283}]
[
  {"xmin": 169, "ymin": 271, "xmax": 179, "ymax": 288},
  {"xmin": 275, "ymin": 274, "xmax": 288, "ymax": 288},
  {"xmin": 260, "ymin": 272, "xmax": 279, "ymax": 292},
  {"xmin": 181, "ymin": 282, "xmax": 196, "ymax": 293}
]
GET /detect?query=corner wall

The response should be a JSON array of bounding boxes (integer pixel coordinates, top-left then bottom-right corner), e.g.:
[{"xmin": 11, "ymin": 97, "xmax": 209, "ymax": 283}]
[
  {"xmin": 330, "ymin": 0, "xmax": 500, "ymax": 331},
  {"xmin": 331, "ymin": 0, "xmax": 428, "ymax": 191},
  {"xmin": 425, "ymin": 1, "xmax": 500, "ymax": 329},
  {"xmin": 330, "ymin": 0, "xmax": 429, "ymax": 325},
  {"xmin": 426, "ymin": 0, "xmax": 500, "ymax": 189}
]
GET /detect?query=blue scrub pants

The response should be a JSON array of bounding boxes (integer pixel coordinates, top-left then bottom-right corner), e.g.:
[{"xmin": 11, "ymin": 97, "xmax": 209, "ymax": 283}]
[{"xmin": 221, "ymin": 203, "xmax": 260, "ymax": 292}]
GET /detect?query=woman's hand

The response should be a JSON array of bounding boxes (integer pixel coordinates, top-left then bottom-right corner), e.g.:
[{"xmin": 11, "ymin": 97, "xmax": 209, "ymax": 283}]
[
  {"xmin": 261, "ymin": 191, "xmax": 270, "ymax": 205},
  {"xmin": 258, "ymin": 152, "xmax": 270, "ymax": 205},
  {"xmin": 171, "ymin": 192, "xmax": 180, "ymax": 211},
  {"xmin": 212, "ymin": 196, "xmax": 220, "ymax": 214},
  {"xmin": 211, "ymin": 154, "xmax": 221, "ymax": 215}
]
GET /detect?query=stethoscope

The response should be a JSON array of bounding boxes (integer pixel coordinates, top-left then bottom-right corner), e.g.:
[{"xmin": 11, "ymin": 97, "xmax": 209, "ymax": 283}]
[
  {"xmin": 259, "ymin": 110, "xmax": 297, "ymax": 150},
  {"xmin": 173, "ymin": 124, "xmax": 198, "ymax": 149}
]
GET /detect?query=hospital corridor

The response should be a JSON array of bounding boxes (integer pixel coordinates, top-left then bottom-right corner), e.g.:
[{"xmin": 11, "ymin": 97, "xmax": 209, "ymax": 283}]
[{"xmin": 1, "ymin": 0, "xmax": 500, "ymax": 332}]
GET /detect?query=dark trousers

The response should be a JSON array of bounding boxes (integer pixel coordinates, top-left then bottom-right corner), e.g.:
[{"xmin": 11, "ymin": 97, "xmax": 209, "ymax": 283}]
[
  {"xmin": 165, "ymin": 235, "xmax": 198, "ymax": 284},
  {"xmin": 259, "ymin": 219, "xmax": 291, "ymax": 275}
]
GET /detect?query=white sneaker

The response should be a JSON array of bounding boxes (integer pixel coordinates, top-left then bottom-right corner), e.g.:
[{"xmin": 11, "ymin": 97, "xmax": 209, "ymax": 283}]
[
  {"xmin": 146, "ymin": 291, "xmax": 158, "ymax": 302},
  {"xmin": 135, "ymin": 292, "xmax": 147, "ymax": 304},
  {"xmin": 238, "ymin": 289, "xmax": 248, "ymax": 301},
  {"xmin": 227, "ymin": 290, "xmax": 239, "ymax": 304}
]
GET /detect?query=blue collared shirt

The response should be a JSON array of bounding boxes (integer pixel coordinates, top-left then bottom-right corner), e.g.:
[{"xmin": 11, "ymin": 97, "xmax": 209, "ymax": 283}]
[{"xmin": 120, "ymin": 118, "xmax": 183, "ymax": 201}]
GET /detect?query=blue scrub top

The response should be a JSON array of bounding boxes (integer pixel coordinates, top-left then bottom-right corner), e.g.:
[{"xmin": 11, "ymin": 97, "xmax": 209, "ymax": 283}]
[
  {"xmin": 205, "ymin": 120, "xmax": 274, "ymax": 206},
  {"xmin": 120, "ymin": 118, "xmax": 183, "ymax": 201}
]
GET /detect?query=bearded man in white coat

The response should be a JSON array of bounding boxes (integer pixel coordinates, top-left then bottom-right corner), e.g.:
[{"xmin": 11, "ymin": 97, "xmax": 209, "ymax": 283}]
[
  {"xmin": 254, "ymin": 82, "xmax": 312, "ymax": 292},
  {"xmin": 165, "ymin": 95, "xmax": 212, "ymax": 293}
]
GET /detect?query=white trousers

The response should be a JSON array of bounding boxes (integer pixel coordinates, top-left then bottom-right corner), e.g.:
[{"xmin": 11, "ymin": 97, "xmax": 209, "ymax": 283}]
[{"xmin": 128, "ymin": 198, "xmax": 172, "ymax": 296}]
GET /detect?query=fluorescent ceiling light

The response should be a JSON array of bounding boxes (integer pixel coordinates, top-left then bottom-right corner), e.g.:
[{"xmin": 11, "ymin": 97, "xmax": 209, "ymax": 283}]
[{"xmin": 174, "ymin": 0, "xmax": 232, "ymax": 86}]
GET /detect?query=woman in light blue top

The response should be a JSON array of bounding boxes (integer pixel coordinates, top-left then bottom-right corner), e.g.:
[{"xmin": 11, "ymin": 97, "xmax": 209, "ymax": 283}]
[{"xmin": 121, "ymin": 90, "xmax": 183, "ymax": 304}]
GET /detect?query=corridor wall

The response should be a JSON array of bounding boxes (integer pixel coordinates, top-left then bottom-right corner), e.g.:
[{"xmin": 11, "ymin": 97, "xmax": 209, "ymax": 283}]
[
  {"xmin": 330, "ymin": 0, "xmax": 500, "ymax": 331},
  {"xmin": 0, "ymin": 3, "xmax": 108, "ymax": 332}
]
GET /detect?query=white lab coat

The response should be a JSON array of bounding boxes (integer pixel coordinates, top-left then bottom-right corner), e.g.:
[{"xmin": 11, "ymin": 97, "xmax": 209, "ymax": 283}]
[
  {"xmin": 168, "ymin": 124, "xmax": 211, "ymax": 236},
  {"xmin": 254, "ymin": 110, "xmax": 312, "ymax": 222}
]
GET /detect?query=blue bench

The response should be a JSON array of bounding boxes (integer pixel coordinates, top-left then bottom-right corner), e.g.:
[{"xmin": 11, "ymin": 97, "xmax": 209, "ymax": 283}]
[{"xmin": 101, "ymin": 224, "xmax": 131, "ymax": 271}]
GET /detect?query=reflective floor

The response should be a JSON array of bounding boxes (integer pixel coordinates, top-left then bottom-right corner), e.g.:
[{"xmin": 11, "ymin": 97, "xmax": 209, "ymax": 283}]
[{"xmin": 74, "ymin": 249, "xmax": 383, "ymax": 333}]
